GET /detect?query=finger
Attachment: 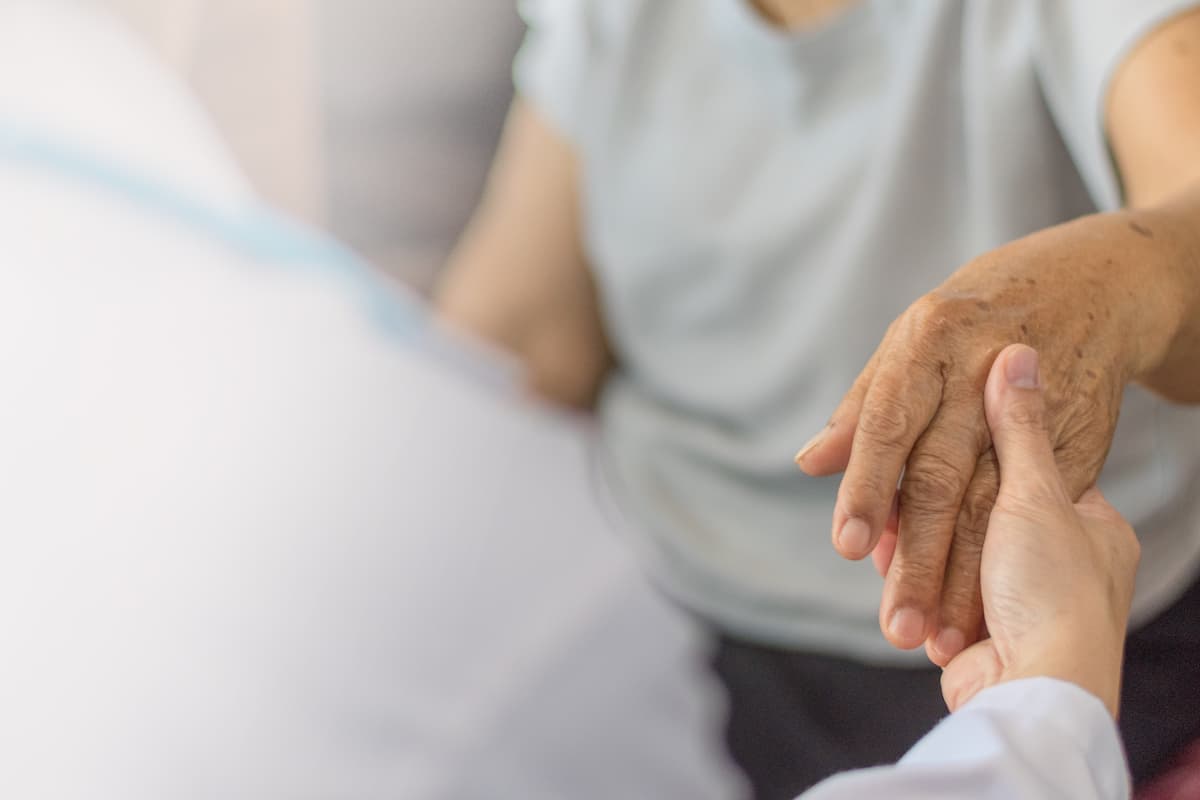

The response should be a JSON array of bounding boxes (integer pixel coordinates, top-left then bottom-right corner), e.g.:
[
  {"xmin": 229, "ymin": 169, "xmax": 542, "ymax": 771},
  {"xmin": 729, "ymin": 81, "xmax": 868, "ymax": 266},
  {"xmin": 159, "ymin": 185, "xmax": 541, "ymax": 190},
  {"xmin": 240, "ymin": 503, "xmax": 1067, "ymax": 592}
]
[
  {"xmin": 927, "ymin": 450, "xmax": 998, "ymax": 666},
  {"xmin": 880, "ymin": 404, "xmax": 986, "ymax": 648},
  {"xmin": 796, "ymin": 351, "xmax": 880, "ymax": 476},
  {"xmin": 872, "ymin": 533, "xmax": 897, "ymax": 578},
  {"xmin": 940, "ymin": 638, "xmax": 1003, "ymax": 713},
  {"xmin": 983, "ymin": 344, "xmax": 1069, "ymax": 503},
  {"xmin": 872, "ymin": 494, "xmax": 900, "ymax": 577},
  {"xmin": 833, "ymin": 357, "xmax": 945, "ymax": 562}
]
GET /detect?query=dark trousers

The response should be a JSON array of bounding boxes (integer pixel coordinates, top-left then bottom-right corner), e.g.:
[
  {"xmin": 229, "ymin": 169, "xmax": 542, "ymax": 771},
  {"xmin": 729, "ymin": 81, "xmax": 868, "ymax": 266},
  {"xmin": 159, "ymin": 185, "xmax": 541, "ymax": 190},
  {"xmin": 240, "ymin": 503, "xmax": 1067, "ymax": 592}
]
[{"xmin": 713, "ymin": 574, "xmax": 1200, "ymax": 800}]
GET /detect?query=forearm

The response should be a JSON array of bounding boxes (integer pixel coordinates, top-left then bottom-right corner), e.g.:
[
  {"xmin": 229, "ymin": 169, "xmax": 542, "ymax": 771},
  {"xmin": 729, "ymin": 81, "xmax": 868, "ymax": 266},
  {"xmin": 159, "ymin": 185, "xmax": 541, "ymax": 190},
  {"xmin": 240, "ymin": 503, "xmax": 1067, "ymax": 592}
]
[
  {"xmin": 932, "ymin": 194, "xmax": 1200, "ymax": 405},
  {"xmin": 436, "ymin": 100, "xmax": 613, "ymax": 409},
  {"xmin": 1121, "ymin": 182, "xmax": 1200, "ymax": 402},
  {"xmin": 1105, "ymin": 8, "xmax": 1200, "ymax": 401}
]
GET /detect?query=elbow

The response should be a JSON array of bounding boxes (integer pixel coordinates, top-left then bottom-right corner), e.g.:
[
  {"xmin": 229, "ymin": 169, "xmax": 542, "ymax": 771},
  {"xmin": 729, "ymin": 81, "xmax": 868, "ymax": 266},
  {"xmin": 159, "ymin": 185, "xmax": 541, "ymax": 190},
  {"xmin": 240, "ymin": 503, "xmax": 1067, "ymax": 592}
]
[{"xmin": 436, "ymin": 297, "xmax": 611, "ymax": 411}]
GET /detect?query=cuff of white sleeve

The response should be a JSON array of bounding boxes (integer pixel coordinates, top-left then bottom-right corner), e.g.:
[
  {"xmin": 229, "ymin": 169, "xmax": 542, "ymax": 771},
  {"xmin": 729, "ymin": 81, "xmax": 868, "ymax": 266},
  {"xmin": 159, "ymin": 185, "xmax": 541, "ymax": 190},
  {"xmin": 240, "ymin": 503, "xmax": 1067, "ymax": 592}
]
[{"xmin": 963, "ymin": 677, "xmax": 1130, "ymax": 799}]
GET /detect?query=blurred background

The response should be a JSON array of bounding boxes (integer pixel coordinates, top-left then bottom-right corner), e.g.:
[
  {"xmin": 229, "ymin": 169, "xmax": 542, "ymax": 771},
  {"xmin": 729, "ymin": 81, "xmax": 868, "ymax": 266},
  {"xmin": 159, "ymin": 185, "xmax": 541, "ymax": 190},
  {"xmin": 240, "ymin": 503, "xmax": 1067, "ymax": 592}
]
[{"xmin": 94, "ymin": 0, "xmax": 524, "ymax": 290}]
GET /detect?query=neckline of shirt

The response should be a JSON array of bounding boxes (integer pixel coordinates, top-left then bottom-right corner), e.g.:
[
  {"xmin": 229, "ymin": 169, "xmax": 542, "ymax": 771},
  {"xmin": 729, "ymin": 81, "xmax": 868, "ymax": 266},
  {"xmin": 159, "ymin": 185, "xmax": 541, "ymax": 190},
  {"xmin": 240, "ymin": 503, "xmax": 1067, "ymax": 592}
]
[
  {"xmin": 702, "ymin": 0, "xmax": 889, "ymax": 115},
  {"xmin": 710, "ymin": 0, "xmax": 883, "ymax": 63}
]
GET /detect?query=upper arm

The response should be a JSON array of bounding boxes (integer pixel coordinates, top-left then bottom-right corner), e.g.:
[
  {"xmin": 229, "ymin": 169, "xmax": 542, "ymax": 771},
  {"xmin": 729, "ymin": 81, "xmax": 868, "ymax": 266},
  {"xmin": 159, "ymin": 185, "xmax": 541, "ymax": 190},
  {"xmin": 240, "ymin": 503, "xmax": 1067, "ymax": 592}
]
[
  {"xmin": 436, "ymin": 98, "xmax": 612, "ymax": 408},
  {"xmin": 1107, "ymin": 8, "xmax": 1200, "ymax": 208}
]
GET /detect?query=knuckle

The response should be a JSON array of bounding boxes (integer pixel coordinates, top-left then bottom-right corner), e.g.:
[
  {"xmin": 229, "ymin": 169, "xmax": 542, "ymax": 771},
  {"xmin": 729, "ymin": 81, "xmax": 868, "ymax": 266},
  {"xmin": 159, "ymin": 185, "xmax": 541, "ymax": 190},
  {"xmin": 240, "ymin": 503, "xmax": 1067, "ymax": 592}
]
[
  {"xmin": 899, "ymin": 472, "xmax": 962, "ymax": 522},
  {"xmin": 906, "ymin": 293, "xmax": 940, "ymax": 321},
  {"xmin": 839, "ymin": 480, "xmax": 892, "ymax": 519},
  {"xmin": 888, "ymin": 558, "xmax": 944, "ymax": 601},
  {"xmin": 940, "ymin": 581, "xmax": 983, "ymax": 625},
  {"xmin": 857, "ymin": 397, "xmax": 922, "ymax": 449},
  {"xmin": 905, "ymin": 448, "xmax": 967, "ymax": 495},
  {"xmin": 908, "ymin": 294, "xmax": 952, "ymax": 334},
  {"xmin": 909, "ymin": 292, "xmax": 973, "ymax": 341},
  {"xmin": 957, "ymin": 482, "xmax": 997, "ymax": 537},
  {"xmin": 953, "ymin": 512, "xmax": 989, "ymax": 551}
]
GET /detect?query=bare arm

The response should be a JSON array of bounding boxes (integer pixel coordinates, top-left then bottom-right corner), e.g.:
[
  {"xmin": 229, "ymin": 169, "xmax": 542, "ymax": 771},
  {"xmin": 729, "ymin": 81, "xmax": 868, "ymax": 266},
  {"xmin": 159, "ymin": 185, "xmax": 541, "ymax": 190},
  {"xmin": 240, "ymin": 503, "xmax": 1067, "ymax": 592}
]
[
  {"xmin": 436, "ymin": 99, "xmax": 612, "ymax": 409},
  {"xmin": 1107, "ymin": 8, "xmax": 1200, "ymax": 402}
]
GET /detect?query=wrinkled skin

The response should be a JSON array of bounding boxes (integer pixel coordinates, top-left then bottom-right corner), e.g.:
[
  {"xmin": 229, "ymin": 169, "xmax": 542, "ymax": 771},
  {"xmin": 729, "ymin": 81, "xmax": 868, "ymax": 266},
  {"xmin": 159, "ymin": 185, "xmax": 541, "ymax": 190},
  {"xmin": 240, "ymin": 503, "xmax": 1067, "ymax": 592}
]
[
  {"xmin": 940, "ymin": 344, "xmax": 1139, "ymax": 719},
  {"xmin": 796, "ymin": 211, "xmax": 1169, "ymax": 665}
]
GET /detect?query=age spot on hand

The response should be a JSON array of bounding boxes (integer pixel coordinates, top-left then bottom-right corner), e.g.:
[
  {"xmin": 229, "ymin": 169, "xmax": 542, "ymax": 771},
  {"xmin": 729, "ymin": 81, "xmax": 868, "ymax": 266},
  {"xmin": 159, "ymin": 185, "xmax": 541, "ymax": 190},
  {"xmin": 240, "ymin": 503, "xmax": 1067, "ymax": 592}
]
[{"xmin": 1129, "ymin": 221, "xmax": 1154, "ymax": 239}]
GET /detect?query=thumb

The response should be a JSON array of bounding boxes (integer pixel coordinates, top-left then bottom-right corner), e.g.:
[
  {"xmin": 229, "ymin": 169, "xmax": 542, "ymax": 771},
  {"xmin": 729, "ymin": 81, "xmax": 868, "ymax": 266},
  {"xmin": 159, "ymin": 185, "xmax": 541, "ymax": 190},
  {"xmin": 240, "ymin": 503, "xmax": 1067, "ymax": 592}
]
[
  {"xmin": 983, "ymin": 344, "xmax": 1063, "ymax": 497},
  {"xmin": 940, "ymin": 638, "xmax": 1003, "ymax": 712}
]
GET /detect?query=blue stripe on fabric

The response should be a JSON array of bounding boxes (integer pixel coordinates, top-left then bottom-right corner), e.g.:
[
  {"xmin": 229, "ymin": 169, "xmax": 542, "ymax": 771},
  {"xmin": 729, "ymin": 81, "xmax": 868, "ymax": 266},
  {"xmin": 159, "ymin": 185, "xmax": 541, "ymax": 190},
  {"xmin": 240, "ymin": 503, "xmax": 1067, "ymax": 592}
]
[
  {"xmin": 0, "ymin": 121, "xmax": 524, "ymax": 390},
  {"xmin": 0, "ymin": 120, "xmax": 426, "ymax": 341}
]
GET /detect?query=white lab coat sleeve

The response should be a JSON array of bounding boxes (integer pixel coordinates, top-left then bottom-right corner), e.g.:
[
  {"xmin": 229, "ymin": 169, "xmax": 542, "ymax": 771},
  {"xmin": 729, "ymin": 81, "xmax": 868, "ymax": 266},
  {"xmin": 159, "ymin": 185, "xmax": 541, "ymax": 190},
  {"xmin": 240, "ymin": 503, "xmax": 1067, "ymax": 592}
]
[{"xmin": 800, "ymin": 677, "xmax": 1130, "ymax": 800}]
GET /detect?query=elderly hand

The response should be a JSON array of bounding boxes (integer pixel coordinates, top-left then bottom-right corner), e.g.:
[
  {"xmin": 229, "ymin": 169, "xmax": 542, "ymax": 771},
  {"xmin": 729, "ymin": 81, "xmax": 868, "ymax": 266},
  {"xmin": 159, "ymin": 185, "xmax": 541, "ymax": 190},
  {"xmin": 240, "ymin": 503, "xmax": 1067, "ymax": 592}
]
[
  {"xmin": 795, "ymin": 212, "xmax": 1174, "ymax": 664},
  {"xmin": 940, "ymin": 344, "xmax": 1139, "ymax": 718}
]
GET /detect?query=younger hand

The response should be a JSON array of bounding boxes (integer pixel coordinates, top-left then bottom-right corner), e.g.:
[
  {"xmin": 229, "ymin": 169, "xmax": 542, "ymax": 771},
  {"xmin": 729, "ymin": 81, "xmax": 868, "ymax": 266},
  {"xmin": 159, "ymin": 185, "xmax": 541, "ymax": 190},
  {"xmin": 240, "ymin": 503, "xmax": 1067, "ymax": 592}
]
[{"xmin": 939, "ymin": 345, "xmax": 1140, "ymax": 718}]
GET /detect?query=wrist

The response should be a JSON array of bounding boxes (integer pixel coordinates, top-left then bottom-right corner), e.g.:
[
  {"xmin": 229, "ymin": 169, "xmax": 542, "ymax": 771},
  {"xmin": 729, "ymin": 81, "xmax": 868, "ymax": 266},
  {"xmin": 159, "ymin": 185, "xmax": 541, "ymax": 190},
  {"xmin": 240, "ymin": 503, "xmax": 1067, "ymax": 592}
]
[{"xmin": 1003, "ymin": 635, "xmax": 1124, "ymax": 719}]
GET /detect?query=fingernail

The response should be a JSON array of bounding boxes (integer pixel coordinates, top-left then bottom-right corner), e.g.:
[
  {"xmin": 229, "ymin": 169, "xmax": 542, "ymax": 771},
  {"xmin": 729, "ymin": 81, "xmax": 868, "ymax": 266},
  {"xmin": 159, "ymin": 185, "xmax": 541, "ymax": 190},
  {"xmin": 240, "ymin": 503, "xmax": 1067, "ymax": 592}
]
[
  {"xmin": 837, "ymin": 517, "xmax": 872, "ymax": 555},
  {"xmin": 888, "ymin": 608, "xmax": 925, "ymax": 645},
  {"xmin": 1005, "ymin": 347, "xmax": 1040, "ymax": 389},
  {"xmin": 792, "ymin": 434, "xmax": 820, "ymax": 465},
  {"xmin": 934, "ymin": 627, "xmax": 965, "ymax": 659},
  {"xmin": 792, "ymin": 424, "xmax": 830, "ymax": 462}
]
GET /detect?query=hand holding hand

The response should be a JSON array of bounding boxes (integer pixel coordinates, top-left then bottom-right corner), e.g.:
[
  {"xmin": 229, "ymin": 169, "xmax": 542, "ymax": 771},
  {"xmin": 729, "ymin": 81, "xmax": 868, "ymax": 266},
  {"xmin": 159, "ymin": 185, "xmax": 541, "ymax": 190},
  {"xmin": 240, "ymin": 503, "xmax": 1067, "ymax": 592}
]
[
  {"xmin": 795, "ymin": 216, "xmax": 1165, "ymax": 663},
  {"xmin": 939, "ymin": 344, "xmax": 1139, "ymax": 718}
]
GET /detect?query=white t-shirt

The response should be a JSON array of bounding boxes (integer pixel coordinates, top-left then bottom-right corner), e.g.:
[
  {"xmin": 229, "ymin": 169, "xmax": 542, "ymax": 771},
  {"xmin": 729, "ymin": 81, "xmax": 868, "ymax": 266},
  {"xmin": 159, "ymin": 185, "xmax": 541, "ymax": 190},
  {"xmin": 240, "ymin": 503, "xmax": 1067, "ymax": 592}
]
[{"xmin": 515, "ymin": 0, "xmax": 1200, "ymax": 661}]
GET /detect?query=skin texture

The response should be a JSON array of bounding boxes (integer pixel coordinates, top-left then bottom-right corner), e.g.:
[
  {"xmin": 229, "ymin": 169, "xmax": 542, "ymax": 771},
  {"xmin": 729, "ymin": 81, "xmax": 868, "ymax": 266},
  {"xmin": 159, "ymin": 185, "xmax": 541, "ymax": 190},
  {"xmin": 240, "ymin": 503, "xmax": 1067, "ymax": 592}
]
[
  {"xmin": 439, "ymin": 8, "xmax": 1200, "ymax": 665},
  {"xmin": 798, "ymin": 8, "xmax": 1200, "ymax": 664},
  {"xmin": 940, "ymin": 345, "xmax": 1139, "ymax": 719}
]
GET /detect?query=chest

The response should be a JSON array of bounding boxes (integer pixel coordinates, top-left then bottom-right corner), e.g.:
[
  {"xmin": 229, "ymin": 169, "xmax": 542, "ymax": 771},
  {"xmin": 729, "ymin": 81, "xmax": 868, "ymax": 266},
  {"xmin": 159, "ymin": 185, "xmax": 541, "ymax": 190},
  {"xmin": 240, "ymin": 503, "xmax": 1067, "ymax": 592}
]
[{"xmin": 576, "ymin": 0, "xmax": 1085, "ymax": 347}]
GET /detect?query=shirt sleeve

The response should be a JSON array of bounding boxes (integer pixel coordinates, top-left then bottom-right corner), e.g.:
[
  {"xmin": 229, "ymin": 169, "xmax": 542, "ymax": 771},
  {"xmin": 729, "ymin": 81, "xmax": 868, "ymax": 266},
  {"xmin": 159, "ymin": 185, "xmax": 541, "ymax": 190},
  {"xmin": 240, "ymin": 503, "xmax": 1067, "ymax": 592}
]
[
  {"xmin": 800, "ymin": 677, "xmax": 1129, "ymax": 800},
  {"xmin": 1033, "ymin": 0, "xmax": 1200, "ymax": 210},
  {"xmin": 512, "ymin": 0, "xmax": 596, "ymax": 142}
]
